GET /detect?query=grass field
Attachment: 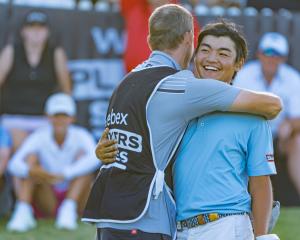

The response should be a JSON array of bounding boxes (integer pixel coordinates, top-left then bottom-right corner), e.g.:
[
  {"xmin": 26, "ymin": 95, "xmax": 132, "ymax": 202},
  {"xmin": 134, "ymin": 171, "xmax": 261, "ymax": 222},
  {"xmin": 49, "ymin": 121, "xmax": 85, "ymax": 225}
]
[{"xmin": 0, "ymin": 207, "xmax": 300, "ymax": 240}]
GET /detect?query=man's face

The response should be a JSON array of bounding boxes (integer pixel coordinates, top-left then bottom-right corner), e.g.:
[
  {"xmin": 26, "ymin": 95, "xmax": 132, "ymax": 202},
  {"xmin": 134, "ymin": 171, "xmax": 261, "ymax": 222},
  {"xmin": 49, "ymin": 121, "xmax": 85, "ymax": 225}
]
[
  {"xmin": 194, "ymin": 35, "xmax": 240, "ymax": 83},
  {"xmin": 257, "ymin": 52, "xmax": 285, "ymax": 78},
  {"xmin": 21, "ymin": 24, "xmax": 49, "ymax": 45},
  {"xmin": 49, "ymin": 114, "xmax": 73, "ymax": 134}
]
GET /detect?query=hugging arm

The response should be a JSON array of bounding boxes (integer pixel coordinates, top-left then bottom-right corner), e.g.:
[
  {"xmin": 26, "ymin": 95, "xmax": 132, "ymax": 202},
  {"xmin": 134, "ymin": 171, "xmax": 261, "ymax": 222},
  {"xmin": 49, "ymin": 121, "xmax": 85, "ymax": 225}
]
[{"xmin": 230, "ymin": 90, "xmax": 282, "ymax": 120}]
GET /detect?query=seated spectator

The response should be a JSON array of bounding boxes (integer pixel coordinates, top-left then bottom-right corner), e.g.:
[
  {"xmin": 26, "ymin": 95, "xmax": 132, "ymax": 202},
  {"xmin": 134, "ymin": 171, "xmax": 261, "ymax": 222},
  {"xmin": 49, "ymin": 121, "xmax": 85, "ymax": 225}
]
[
  {"xmin": 0, "ymin": 126, "xmax": 13, "ymax": 217},
  {"xmin": 6, "ymin": 93, "xmax": 100, "ymax": 232},
  {"xmin": 234, "ymin": 32, "xmax": 300, "ymax": 202},
  {"xmin": 0, "ymin": 10, "xmax": 72, "ymax": 152}
]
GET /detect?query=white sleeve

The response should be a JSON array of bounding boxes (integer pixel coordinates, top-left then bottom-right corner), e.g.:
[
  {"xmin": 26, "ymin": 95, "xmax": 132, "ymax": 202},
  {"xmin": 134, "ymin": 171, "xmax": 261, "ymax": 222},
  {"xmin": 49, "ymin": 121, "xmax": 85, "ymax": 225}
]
[
  {"xmin": 287, "ymin": 75, "xmax": 300, "ymax": 118},
  {"xmin": 7, "ymin": 132, "xmax": 40, "ymax": 178},
  {"xmin": 61, "ymin": 130, "xmax": 101, "ymax": 180}
]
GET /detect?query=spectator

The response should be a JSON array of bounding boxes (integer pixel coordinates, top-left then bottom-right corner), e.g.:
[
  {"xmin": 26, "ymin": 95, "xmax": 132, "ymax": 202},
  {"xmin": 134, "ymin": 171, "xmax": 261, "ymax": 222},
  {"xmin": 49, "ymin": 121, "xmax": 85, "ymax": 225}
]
[
  {"xmin": 0, "ymin": 10, "xmax": 72, "ymax": 152},
  {"xmin": 6, "ymin": 93, "xmax": 100, "ymax": 232},
  {"xmin": 234, "ymin": 32, "xmax": 300, "ymax": 201},
  {"xmin": 0, "ymin": 126, "xmax": 13, "ymax": 217}
]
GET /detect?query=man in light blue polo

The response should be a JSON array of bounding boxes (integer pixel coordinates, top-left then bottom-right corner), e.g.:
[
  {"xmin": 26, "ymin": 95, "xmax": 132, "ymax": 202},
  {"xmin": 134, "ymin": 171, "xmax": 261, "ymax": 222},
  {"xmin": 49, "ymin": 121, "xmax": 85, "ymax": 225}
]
[{"xmin": 174, "ymin": 22, "xmax": 278, "ymax": 240}]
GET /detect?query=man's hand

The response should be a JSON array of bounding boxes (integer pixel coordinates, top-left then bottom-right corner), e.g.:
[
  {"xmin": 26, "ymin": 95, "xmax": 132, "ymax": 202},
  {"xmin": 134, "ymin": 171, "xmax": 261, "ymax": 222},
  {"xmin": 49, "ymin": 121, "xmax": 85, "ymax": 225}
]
[
  {"xmin": 29, "ymin": 165, "xmax": 63, "ymax": 184},
  {"xmin": 95, "ymin": 128, "xmax": 118, "ymax": 164}
]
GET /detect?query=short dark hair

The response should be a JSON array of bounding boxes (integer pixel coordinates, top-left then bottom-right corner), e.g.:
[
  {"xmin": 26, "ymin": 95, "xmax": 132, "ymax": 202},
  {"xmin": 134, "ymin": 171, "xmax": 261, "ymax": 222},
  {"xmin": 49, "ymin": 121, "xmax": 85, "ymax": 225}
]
[{"xmin": 196, "ymin": 20, "xmax": 248, "ymax": 65}]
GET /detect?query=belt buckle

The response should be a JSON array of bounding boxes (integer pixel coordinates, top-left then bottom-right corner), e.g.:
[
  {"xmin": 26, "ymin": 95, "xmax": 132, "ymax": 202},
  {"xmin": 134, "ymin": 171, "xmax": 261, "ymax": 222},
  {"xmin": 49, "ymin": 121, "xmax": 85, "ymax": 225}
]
[
  {"xmin": 176, "ymin": 221, "xmax": 182, "ymax": 231},
  {"xmin": 197, "ymin": 214, "xmax": 206, "ymax": 225},
  {"xmin": 208, "ymin": 213, "xmax": 219, "ymax": 222}
]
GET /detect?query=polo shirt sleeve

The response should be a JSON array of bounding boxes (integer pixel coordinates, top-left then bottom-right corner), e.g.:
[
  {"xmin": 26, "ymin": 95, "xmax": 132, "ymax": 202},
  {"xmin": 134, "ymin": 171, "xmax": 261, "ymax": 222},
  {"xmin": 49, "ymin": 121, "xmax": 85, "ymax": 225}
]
[
  {"xmin": 183, "ymin": 78, "xmax": 241, "ymax": 121},
  {"xmin": 246, "ymin": 119, "xmax": 277, "ymax": 176},
  {"xmin": 7, "ymin": 131, "xmax": 41, "ymax": 178}
]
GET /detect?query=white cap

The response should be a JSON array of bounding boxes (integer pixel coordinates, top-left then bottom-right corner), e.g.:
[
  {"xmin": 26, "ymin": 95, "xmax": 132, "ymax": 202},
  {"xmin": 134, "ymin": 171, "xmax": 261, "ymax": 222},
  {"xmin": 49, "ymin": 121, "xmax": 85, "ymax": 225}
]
[
  {"xmin": 258, "ymin": 32, "xmax": 289, "ymax": 57},
  {"xmin": 45, "ymin": 93, "xmax": 76, "ymax": 116}
]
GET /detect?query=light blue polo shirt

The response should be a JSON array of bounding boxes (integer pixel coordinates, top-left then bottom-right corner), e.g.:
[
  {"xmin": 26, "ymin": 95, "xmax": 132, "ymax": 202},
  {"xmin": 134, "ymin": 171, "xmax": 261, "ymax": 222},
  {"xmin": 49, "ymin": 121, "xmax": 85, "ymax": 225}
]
[{"xmin": 174, "ymin": 112, "xmax": 276, "ymax": 221}]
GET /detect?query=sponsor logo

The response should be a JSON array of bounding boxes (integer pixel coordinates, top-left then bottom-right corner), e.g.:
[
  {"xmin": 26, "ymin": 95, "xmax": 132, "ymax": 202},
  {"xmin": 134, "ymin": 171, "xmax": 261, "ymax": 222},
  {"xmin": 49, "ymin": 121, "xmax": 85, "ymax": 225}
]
[
  {"xmin": 103, "ymin": 128, "xmax": 143, "ymax": 170},
  {"xmin": 106, "ymin": 108, "xmax": 128, "ymax": 126},
  {"xmin": 108, "ymin": 128, "xmax": 142, "ymax": 153},
  {"xmin": 266, "ymin": 154, "xmax": 274, "ymax": 162}
]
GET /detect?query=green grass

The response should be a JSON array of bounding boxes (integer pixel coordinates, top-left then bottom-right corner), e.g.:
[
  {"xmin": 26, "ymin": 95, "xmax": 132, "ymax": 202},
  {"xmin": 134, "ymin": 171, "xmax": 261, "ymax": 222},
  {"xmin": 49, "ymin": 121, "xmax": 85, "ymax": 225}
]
[
  {"xmin": 0, "ymin": 207, "xmax": 299, "ymax": 239},
  {"xmin": 272, "ymin": 207, "xmax": 300, "ymax": 240},
  {"xmin": 0, "ymin": 219, "xmax": 95, "ymax": 240}
]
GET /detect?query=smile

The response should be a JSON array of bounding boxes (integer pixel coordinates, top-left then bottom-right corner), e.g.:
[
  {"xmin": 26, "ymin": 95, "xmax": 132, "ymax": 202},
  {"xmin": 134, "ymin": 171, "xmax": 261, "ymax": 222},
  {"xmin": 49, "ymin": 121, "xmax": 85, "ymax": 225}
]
[{"xmin": 203, "ymin": 66, "xmax": 219, "ymax": 71}]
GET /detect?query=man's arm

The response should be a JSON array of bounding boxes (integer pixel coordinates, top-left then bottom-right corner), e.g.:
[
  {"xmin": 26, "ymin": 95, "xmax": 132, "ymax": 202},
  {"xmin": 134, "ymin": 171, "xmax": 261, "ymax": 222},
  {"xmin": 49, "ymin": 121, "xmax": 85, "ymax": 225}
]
[
  {"xmin": 249, "ymin": 176, "xmax": 273, "ymax": 237},
  {"xmin": 230, "ymin": 90, "xmax": 282, "ymax": 120},
  {"xmin": 0, "ymin": 45, "xmax": 14, "ymax": 87},
  {"xmin": 54, "ymin": 47, "xmax": 72, "ymax": 94},
  {"xmin": 0, "ymin": 147, "xmax": 10, "ymax": 177},
  {"xmin": 184, "ymin": 78, "xmax": 282, "ymax": 121}
]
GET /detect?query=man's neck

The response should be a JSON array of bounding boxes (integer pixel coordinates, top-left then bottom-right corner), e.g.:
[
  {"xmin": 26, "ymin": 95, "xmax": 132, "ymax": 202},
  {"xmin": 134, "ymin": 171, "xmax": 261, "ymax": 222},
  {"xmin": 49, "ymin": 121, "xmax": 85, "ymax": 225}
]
[
  {"xmin": 263, "ymin": 72, "xmax": 275, "ymax": 85},
  {"xmin": 54, "ymin": 132, "xmax": 66, "ymax": 146},
  {"xmin": 164, "ymin": 48, "xmax": 187, "ymax": 70}
]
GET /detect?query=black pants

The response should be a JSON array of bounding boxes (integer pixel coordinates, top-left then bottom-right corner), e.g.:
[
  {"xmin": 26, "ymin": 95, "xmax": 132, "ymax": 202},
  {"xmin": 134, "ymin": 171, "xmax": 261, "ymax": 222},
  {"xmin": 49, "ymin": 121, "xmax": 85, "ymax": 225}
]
[{"xmin": 97, "ymin": 228, "xmax": 172, "ymax": 240}]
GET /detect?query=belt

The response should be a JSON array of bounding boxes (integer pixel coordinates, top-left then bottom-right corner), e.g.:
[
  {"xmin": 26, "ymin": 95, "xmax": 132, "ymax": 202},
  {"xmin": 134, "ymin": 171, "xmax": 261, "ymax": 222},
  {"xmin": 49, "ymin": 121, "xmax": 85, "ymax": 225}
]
[{"xmin": 177, "ymin": 212, "xmax": 248, "ymax": 230}]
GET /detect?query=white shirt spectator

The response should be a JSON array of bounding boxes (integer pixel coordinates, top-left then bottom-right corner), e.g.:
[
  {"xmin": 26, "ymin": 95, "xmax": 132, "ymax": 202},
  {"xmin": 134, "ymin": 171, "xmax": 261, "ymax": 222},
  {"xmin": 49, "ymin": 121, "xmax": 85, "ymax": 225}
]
[
  {"xmin": 234, "ymin": 60, "xmax": 300, "ymax": 135},
  {"xmin": 8, "ymin": 125, "xmax": 100, "ymax": 189}
]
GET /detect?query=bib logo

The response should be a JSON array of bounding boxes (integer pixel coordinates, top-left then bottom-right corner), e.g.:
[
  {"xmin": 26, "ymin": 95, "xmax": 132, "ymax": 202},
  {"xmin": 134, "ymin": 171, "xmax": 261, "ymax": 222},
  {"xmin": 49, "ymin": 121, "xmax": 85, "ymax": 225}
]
[
  {"xmin": 106, "ymin": 108, "xmax": 128, "ymax": 126},
  {"xmin": 103, "ymin": 109, "xmax": 143, "ymax": 170},
  {"xmin": 108, "ymin": 129, "xmax": 142, "ymax": 153}
]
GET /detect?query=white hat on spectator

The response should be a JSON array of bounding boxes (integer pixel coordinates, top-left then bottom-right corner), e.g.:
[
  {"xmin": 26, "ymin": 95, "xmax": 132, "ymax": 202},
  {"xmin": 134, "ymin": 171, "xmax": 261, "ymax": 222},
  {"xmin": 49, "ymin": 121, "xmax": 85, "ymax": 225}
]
[
  {"xmin": 45, "ymin": 93, "xmax": 76, "ymax": 116},
  {"xmin": 258, "ymin": 32, "xmax": 289, "ymax": 57}
]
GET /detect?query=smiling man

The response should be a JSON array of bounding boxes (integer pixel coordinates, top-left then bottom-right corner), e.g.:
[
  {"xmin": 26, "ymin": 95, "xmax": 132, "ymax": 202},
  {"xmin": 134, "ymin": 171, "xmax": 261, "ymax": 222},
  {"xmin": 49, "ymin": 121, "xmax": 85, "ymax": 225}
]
[{"xmin": 174, "ymin": 21, "xmax": 279, "ymax": 240}]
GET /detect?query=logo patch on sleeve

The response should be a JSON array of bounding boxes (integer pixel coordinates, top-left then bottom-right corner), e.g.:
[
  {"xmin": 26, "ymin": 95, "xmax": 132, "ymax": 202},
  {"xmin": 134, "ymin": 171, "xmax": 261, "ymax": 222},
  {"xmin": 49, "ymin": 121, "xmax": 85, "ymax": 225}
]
[{"xmin": 266, "ymin": 154, "xmax": 274, "ymax": 162}]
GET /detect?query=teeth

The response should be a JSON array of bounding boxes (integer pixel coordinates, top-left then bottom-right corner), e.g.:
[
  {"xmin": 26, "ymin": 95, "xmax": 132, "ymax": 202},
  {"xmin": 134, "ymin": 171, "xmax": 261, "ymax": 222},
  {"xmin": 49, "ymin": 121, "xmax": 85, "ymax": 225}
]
[{"xmin": 204, "ymin": 66, "xmax": 218, "ymax": 71}]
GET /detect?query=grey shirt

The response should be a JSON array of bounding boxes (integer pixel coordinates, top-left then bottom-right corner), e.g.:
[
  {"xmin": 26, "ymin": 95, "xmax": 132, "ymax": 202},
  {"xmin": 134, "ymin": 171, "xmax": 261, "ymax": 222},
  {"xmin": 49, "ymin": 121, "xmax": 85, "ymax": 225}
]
[{"xmin": 97, "ymin": 51, "xmax": 241, "ymax": 238}]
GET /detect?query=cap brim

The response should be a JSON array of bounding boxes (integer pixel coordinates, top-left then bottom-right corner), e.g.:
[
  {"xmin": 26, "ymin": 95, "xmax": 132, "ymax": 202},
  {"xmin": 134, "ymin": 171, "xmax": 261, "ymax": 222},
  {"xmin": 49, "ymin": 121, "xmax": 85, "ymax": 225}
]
[{"xmin": 261, "ymin": 49, "xmax": 285, "ymax": 57}]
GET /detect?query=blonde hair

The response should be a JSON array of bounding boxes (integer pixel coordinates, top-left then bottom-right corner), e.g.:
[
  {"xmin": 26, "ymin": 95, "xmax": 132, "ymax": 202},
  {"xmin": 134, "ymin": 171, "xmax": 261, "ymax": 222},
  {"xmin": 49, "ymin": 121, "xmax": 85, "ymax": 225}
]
[{"xmin": 148, "ymin": 4, "xmax": 193, "ymax": 51}]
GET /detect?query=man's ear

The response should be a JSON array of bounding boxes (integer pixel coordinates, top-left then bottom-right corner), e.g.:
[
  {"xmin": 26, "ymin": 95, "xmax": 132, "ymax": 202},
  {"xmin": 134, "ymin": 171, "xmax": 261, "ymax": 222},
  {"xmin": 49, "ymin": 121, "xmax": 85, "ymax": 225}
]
[
  {"xmin": 235, "ymin": 59, "xmax": 244, "ymax": 72},
  {"xmin": 183, "ymin": 31, "xmax": 193, "ymax": 45}
]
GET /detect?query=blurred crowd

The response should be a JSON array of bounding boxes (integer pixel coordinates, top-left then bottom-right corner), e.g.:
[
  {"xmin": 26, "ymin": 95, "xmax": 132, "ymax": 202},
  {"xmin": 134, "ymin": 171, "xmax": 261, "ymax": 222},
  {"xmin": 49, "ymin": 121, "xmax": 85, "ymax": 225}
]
[
  {"xmin": 1, "ymin": 0, "xmax": 300, "ymax": 11},
  {"xmin": 1, "ymin": 0, "xmax": 300, "ymax": 234}
]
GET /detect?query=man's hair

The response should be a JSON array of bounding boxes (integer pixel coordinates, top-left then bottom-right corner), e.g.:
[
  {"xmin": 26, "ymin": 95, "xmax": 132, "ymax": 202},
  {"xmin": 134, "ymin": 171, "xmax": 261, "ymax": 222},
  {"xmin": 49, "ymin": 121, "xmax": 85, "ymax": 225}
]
[
  {"xmin": 196, "ymin": 20, "xmax": 248, "ymax": 64},
  {"xmin": 148, "ymin": 4, "xmax": 193, "ymax": 51}
]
